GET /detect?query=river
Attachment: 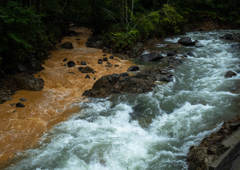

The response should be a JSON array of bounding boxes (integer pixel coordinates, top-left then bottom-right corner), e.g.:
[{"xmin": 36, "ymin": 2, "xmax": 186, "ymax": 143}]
[{"xmin": 5, "ymin": 30, "xmax": 240, "ymax": 170}]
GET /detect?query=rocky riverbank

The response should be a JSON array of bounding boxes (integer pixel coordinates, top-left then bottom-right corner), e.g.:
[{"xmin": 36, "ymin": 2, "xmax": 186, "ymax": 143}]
[{"xmin": 187, "ymin": 33, "xmax": 240, "ymax": 169}]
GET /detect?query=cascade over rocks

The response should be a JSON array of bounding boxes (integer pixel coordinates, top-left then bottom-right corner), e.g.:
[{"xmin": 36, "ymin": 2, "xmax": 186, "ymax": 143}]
[
  {"xmin": 83, "ymin": 66, "xmax": 173, "ymax": 98},
  {"xmin": 178, "ymin": 37, "xmax": 196, "ymax": 46}
]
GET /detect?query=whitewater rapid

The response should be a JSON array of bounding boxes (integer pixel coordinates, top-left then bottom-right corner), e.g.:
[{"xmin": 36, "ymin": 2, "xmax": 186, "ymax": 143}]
[{"xmin": 6, "ymin": 30, "xmax": 240, "ymax": 170}]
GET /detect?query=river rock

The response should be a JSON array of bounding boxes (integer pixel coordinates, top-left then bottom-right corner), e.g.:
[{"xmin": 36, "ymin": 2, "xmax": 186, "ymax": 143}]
[
  {"xmin": 103, "ymin": 57, "xmax": 108, "ymax": 61},
  {"xmin": 187, "ymin": 52, "xmax": 195, "ymax": 57},
  {"xmin": 67, "ymin": 61, "xmax": 75, "ymax": 67},
  {"xmin": 78, "ymin": 66, "xmax": 94, "ymax": 73},
  {"xmin": 187, "ymin": 116, "xmax": 240, "ymax": 170},
  {"xmin": 81, "ymin": 61, "xmax": 87, "ymax": 65},
  {"xmin": 141, "ymin": 52, "xmax": 162, "ymax": 62},
  {"xmin": 224, "ymin": 71, "xmax": 237, "ymax": 78},
  {"xmin": 60, "ymin": 42, "xmax": 74, "ymax": 49},
  {"xmin": 85, "ymin": 75, "xmax": 90, "ymax": 79},
  {"xmin": 13, "ymin": 73, "xmax": 44, "ymax": 91},
  {"xmin": 0, "ymin": 90, "xmax": 13, "ymax": 104},
  {"xmin": 178, "ymin": 37, "xmax": 196, "ymax": 46},
  {"xmin": 63, "ymin": 58, "xmax": 68, "ymax": 62},
  {"xmin": 16, "ymin": 102, "xmax": 25, "ymax": 108},
  {"xmin": 222, "ymin": 34, "xmax": 234, "ymax": 40},
  {"xmin": 127, "ymin": 66, "xmax": 139, "ymax": 72},
  {"xmin": 167, "ymin": 50, "xmax": 178, "ymax": 56},
  {"xmin": 98, "ymin": 59, "xmax": 103, "ymax": 64},
  {"xmin": 20, "ymin": 98, "xmax": 27, "ymax": 101},
  {"xmin": 85, "ymin": 35, "xmax": 104, "ymax": 49},
  {"xmin": 83, "ymin": 66, "xmax": 173, "ymax": 98},
  {"xmin": 109, "ymin": 56, "xmax": 114, "ymax": 59}
]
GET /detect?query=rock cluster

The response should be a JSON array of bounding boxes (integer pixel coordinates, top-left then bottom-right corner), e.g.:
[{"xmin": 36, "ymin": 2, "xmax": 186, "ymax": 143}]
[
  {"xmin": 187, "ymin": 116, "xmax": 240, "ymax": 170},
  {"xmin": 83, "ymin": 67, "xmax": 173, "ymax": 98}
]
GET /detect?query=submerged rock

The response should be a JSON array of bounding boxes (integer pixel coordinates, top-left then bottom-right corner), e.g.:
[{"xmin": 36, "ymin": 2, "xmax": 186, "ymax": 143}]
[{"xmin": 78, "ymin": 66, "xmax": 94, "ymax": 73}]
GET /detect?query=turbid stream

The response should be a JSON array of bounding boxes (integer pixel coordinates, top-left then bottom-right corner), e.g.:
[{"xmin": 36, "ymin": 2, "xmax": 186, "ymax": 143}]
[{"xmin": 5, "ymin": 30, "xmax": 240, "ymax": 170}]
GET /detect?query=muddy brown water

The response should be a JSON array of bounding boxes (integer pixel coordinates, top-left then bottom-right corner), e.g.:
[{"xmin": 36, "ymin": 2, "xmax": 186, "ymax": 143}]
[{"xmin": 0, "ymin": 28, "xmax": 133, "ymax": 165}]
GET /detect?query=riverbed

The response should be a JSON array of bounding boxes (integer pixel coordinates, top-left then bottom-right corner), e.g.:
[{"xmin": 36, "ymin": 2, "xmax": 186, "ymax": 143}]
[{"xmin": 4, "ymin": 30, "xmax": 240, "ymax": 170}]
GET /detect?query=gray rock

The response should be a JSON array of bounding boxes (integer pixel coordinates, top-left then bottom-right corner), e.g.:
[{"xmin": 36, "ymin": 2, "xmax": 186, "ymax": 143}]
[
  {"xmin": 178, "ymin": 37, "xmax": 196, "ymax": 46},
  {"xmin": 141, "ymin": 52, "xmax": 162, "ymax": 62}
]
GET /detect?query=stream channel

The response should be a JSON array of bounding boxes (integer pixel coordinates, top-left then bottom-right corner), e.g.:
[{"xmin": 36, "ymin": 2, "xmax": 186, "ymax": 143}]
[{"xmin": 5, "ymin": 30, "xmax": 240, "ymax": 170}]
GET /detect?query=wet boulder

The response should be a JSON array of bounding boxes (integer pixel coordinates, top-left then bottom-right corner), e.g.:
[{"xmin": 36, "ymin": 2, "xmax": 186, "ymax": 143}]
[
  {"xmin": 83, "ymin": 66, "xmax": 173, "ymax": 98},
  {"xmin": 222, "ymin": 34, "xmax": 234, "ymax": 40},
  {"xmin": 225, "ymin": 71, "xmax": 237, "ymax": 78},
  {"xmin": 16, "ymin": 102, "xmax": 25, "ymax": 108},
  {"xmin": 67, "ymin": 61, "xmax": 75, "ymax": 67},
  {"xmin": 141, "ymin": 52, "xmax": 163, "ymax": 62},
  {"xmin": 187, "ymin": 52, "xmax": 195, "ymax": 57},
  {"xmin": 98, "ymin": 59, "xmax": 103, "ymax": 64},
  {"xmin": 178, "ymin": 37, "xmax": 196, "ymax": 46},
  {"xmin": 85, "ymin": 75, "xmax": 90, "ymax": 79},
  {"xmin": 167, "ymin": 50, "xmax": 178, "ymax": 56},
  {"xmin": 103, "ymin": 57, "xmax": 108, "ymax": 61},
  {"xmin": 13, "ymin": 73, "xmax": 44, "ymax": 91},
  {"xmin": 127, "ymin": 66, "xmax": 139, "ymax": 72},
  {"xmin": 60, "ymin": 42, "xmax": 74, "ymax": 49},
  {"xmin": 78, "ymin": 66, "xmax": 94, "ymax": 73}
]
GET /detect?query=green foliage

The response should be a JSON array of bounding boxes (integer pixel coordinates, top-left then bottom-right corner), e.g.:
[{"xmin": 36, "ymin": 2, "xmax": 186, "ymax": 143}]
[
  {"xmin": 105, "ymin": 4, "xmax": 183, "ymax": 53},
  {"xmin": 106, "ymin": 29, "xmax": 140, "ymax": 52}
]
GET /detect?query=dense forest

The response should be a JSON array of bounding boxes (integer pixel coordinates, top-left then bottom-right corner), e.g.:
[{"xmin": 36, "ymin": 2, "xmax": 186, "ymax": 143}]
[{"xmin": 0, "ymin": 0, "xmax": 240, "ymax": 74}]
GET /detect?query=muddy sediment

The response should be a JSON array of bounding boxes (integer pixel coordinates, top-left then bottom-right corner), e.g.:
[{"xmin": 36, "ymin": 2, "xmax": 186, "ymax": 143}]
[{"xmin": 0, "ymin": 28, "xmax": 133, "ymax": 165}]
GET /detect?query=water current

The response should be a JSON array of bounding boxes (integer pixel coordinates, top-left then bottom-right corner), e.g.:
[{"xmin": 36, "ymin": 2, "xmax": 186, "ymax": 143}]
[{"xmin": 6, "ymin": 30, "xmax": 240, "ymax": 170}]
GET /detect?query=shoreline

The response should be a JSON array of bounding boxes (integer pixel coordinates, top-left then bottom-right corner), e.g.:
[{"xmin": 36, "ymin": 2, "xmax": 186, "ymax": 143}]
[{"xmin": 0, "ymin": 27, "xmax": 134, "ymax": 166}]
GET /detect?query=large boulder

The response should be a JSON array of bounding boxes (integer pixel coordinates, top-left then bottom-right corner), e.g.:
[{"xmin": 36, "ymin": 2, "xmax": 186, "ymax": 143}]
[
  {"xmin": 178, "ymin": 37, "xmax": 196, "ymax": 46},
  {"xmin": 83, "ymin": 66, "xmax": 173, "ymax": 98},
  {"xmin": 12, "ymin": 73, "xmax": 44, "ymax": 91},
  {"xmin": 60, "ymin": 42, "xmax": 74, "ymax": 49},
  {"xmin": 141, "ymin": 52, "xmax": 163, "ymax": 62}
]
